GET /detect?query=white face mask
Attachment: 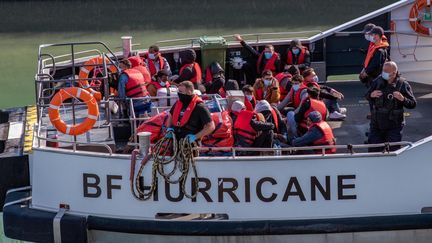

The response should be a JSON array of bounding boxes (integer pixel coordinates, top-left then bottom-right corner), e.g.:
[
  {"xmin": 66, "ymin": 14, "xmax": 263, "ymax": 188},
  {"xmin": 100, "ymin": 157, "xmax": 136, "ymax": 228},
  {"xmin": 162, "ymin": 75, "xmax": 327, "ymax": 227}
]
[
  {"xmin": 246, "ymin": 95, "xmax": 253, "ymax": 101},
  {"xmin": 264, "ymin": 79, "xmax": 272, "ymax": 86},
  {"xmin": 312, "ymin": 75, "xmax": 319, "ymax": 83},
  {"xmin": 148, "ymin": 53, "xmax": 156, "ymax": 59}
]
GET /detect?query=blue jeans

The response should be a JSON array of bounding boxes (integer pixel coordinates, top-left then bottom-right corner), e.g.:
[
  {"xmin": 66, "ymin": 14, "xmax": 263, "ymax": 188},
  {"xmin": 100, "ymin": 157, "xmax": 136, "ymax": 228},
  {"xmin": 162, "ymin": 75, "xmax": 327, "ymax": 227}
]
[
  {"xmin": 133, "ymin": 99, "xmax": 152, "ymax": 116},
  {"xmin": 287, "ymin": 111, "xmax": 298, "ymax": 137},
  {"xmin": 324, "ymin": 99, "xmax": 340, "ymax": 113}
]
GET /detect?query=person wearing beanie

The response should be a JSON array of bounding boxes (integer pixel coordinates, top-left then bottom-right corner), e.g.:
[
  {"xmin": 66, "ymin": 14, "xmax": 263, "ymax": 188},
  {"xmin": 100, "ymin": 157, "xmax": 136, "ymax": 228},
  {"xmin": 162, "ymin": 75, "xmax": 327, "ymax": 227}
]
[
  {"xmin": 290, "ymin": 111, "xmax": 336, "ymax": 154},
  {"xmin": 172, "ymin": 49, "xmax": 202, "ymax": 88},
  {"xmin": 284, "ymin": 39, "xmax": 311, "ymax": 73},
  {"xmin": 231, "ymin": 100, "xmax": 274, "ymax": 151}
]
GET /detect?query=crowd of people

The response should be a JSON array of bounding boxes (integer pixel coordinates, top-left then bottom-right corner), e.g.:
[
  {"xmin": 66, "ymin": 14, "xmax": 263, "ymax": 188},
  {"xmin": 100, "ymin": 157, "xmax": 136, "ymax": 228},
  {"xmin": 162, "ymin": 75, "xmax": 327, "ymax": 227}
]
[{"xmin": 115, "ymin": 23, "xmax": 417, "ymax": 154}]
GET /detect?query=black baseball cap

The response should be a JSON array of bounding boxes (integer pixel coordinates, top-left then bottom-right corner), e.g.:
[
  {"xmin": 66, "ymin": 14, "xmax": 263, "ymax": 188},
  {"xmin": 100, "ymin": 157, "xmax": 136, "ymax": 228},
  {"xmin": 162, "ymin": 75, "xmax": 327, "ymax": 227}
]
[
  {"xmin": 363, "ymin": 23, "xmax": 376, "ymax": 33},
  {"xmin": 368, "ymin": 26, "xmax": 384, "ymax": 36}
]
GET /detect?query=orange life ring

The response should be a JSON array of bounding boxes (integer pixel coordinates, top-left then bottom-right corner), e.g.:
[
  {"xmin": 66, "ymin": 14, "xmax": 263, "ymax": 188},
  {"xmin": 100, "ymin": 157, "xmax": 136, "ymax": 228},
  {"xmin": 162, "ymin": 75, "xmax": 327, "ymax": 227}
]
[
  {"xmin": 78, "ymin": 56, "xmax": 118, "ymax": 101},
  {"xmin": 409, "ymin": 0, "xmax": 432, "ymax": 36},
  {"xmin": 48, "ymin": 87, "xmax": 99, "ymax": 136}
]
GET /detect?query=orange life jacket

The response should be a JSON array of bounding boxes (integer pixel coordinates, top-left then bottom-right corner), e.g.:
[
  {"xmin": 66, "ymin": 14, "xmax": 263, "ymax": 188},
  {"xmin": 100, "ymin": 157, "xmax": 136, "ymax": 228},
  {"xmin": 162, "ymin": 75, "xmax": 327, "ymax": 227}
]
[
  {"xmin": 244, "ymin": 96, "xmax": 256, "ymax": 111},
  {"xmin": 179, "ymin": 62, "xmax": 202, "ymax": 83},
  {"xmin": 233, "ymin": 110, "xmax": 257, "ymax": 146},
  {"xmin": 287, "ymin": 47, "xmax": 307, "ymax": 65},
  {"xmin": 204, "ymin": 66, "xmax": 226, "ymax": 97},
  {"xmin": 145, "ymin": 54, "xmax": 166, "ymax": 77},
  {"xmin": 171, "ymin": 95, "xmax": 203, "ymax": 127},
  {"xmin": 151, "ymin": 81, "xmax": 171, "ymax": 90},
  {"xmin": 304, "ymin": 98, "xmax": 328, "ymax": 122},
  {"xmin": 363, "ymin": 40, "xmax": 389, "ymax": 68},
  {"xmin": 270, "ymin": 107, "xmax": 279, "ymax": 132},
  {"xmin": 287, "ymin": 83, "xmax": 307, "ymax": 108},
  {"xmin": 124, "ymin": 69, "xmax": 149, "ymax": 97},
  {"xmin": 137, "ymin": 111, "xmax": 169, "ymax": 143},
  {"xmin": 257, "ymin": 52, "xmax": 279, "ymax": 74},
  {"xmin": 128, "ymin": 56, "xmax": 152, "ymax": 83},
  {"xmin": 202, "ymin": 111, "xmax": 234, "ymax": 147},
  {"xmin": 311, "ymin": 121, "xmax": 336, "ymax": 154},
  {"xmin": 275, "ymin": 72, "xmax": 292, "ymax": 101}
]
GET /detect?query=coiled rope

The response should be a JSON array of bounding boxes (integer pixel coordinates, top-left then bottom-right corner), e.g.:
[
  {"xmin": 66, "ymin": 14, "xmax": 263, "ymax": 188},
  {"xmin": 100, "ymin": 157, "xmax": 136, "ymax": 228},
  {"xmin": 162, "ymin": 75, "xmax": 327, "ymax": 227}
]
[{"xmin": 130, "ymin": 130, "xmax": 199, "ymax": 200}]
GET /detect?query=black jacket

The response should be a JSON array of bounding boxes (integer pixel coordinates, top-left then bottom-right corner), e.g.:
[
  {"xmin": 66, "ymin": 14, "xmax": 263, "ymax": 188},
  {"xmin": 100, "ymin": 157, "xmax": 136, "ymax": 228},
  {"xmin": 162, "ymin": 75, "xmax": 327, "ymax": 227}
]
[
  {"xmin": 260, "ymin": 107, "xmax": 288, "ymax": 135},
  {"xmin": 240, "ymin": 41, "xmax": 282, "ymax": 74},
  {"xmin": 366, "ymin": 76, "xmax": 416, "ymax": 129},
  {"xmin": 365, "ymin": 47, "xmax": 388, "ymax": 79}
]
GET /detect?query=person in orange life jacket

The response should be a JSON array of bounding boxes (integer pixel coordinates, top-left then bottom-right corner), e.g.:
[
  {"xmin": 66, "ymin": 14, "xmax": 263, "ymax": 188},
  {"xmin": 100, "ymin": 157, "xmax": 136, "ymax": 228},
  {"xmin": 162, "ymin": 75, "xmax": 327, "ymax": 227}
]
[
  {"xmin": 117, "ymin": 59, "xmax": 152, "ymax": 115},
  {"xmin": 128, "ymin": 55, "xmax": 152, "ymax": 84},
  {"xmin": 284, "ymin": 39, "xmax": 311, "ymax": 73},
  {"xmin": 254, "ymin": 100, "xmax": 288, "ymax": 143},
  {"xmin": 147, "ymin": 69, "xmax": 171, "ymax": 97},
  {"xmin": 277, "ymin": 74, "xmax": 308, "ymax": 115},
  {"xmin": 172, "ymin": 49, "xmax": 203, "ymax": 90},
  {"xmin": 234, "ymin": 34, "xmax": 282, "ymax": 75},
  {"xmin": 242, "ymin": 85, "xmax": 256, "ymax": 111},
  {"xmin": 290, "ymin": 111, "xmax": 336, "ymax": 154},
  {"xmin": 359, "ymin": 26, "xmax": 389, "ymax": 88},
  {"xmin": 165, "ymin": 81, "xmax": 214, "ymax": 142},
  {"xmin": 203, "ymin": 62, "xmax": 226, "ymax": 96},
  {"xmin": 230, "ymin": 101, "xmax": 274, "ymax": 151},
  {"xmin": 302, "ymin": 68, "xmax": 346, "ymax": 120},
  {"xmin": 253, "ymin": 69, "xmax": 280, "ymax": 105},
  {"xmin": 143, "ymin": 45, "xmax": 171, "ymax": 77},
  {"xmin": 274, "ymin": 71, "xmax": 292, "ymax": 102},
  {"xmin": 366, "ymin": 61, "xmax": 416, "ymax": 152},
  {"xmin": 287, "ymin": 85, "xmax": 328, "ymax": 137}
]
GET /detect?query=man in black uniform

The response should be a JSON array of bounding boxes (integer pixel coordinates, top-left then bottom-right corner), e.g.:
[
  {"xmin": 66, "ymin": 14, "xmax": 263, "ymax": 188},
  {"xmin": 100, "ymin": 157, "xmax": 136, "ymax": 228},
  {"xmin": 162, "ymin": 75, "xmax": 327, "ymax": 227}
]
[
  {"xmin": 166, "ymin": 81, "xmax": 215, "ymax": 142},
  {"xmin": 366, "ymin": 61, "xmax": 416, "ymax": 152}
]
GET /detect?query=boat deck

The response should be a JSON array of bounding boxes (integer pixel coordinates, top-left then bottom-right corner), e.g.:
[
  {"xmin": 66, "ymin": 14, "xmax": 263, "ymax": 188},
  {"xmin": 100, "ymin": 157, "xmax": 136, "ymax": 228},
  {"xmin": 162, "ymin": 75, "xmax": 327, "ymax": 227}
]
[{"xmin": 35, "ymin": 80, "xmax": 432, "ymax": 155}]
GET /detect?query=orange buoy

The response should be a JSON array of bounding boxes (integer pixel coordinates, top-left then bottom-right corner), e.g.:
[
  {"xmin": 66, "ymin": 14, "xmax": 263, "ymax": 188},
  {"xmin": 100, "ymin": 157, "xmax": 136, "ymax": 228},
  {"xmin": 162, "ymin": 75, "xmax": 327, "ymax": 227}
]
[
  {"xmin": 409, "ymin": 0, "xmax": 432, "ymax": 36},
  {"xmin": 48, "ymin": 87, "xmax": 99, "ymax": 136},
  {"xmin": 78, "ymin": 56, "xmax": 118, "ymax": 101}
]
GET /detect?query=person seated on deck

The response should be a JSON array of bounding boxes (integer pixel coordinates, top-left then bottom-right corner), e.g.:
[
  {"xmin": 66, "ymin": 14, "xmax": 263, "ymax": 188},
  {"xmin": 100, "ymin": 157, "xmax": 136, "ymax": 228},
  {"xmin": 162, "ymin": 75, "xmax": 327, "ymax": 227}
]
[
  {"xmin": 147, "ymin": 70, "xmax": 178, "ymax": 107},
  {"xmin": 366, "ymin": 61, "xmax": 416, "ymax": 152},
  {"xmin": 254, "ymin": 100, "xmax": 288, "ymax": 143},
  {"xmin": 274, "ymin": 69, "xmax": 293, "ymax": 102},
  {"xmin": 128, "ymin": 55, "xmax": 152, "ymax": 83},
  {"xmin": 143, "ymin": 45, "xmax": 171, "ymax": 77},
  {"xmin": 277, "ymin": 74, "xmax": 308, "ymax": 115},
  {"xmin": 302, "ymin": 68, "xmax": 346, "ymax": 120},
  {"xmin": 172, "ymin": 49, "xmax": 203, "ymax": 90},
  {"xmin": 165, "ymin": 81, "xmax": 215, "ymax": 142},
  {"xmin": 234, "ymin": 34, "xmax": 282, "ymax": 75},
  {"xmin": 117, "ymin": 59, "xmax": 152, "ymax": 116},
  {"xmin": 253, "ymin": 70, "xmax": 280, "ymax": 105},
  {"xmin": 231, "ymin": 101, "xmax": 274, "ymax": 153},
  {"xmin": 203, "ymin": 62, "xmax": 226, "ymax": 97},
  {"xmin": 284, "ymin": 39, "xmax": 311, "ymax": 74},
  {"xmin": 242, "ymin": 85, "xmax": 256, "ymax": 111},
  {"xmin": 287, "ymin": 86, "xmax": 328, "ymax": 137},
  {"xmin": 290, "ymin": 111, "xmax": 336, "ymax": 154}
]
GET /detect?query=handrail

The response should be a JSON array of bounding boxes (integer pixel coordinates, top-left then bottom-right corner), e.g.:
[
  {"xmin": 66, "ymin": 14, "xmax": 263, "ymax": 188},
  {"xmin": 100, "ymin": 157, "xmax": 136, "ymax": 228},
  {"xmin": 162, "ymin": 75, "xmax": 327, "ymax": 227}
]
[{"xmin": 35, "ymin": 134, "xmax": 113, "ymax": 155}]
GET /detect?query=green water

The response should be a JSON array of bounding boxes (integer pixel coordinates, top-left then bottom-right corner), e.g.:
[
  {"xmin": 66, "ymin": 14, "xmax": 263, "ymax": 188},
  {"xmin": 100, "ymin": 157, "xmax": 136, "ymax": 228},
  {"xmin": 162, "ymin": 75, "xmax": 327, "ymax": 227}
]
[{"xmin": 0, "ymin": 0, "xmax": 397, "ymax": 109}]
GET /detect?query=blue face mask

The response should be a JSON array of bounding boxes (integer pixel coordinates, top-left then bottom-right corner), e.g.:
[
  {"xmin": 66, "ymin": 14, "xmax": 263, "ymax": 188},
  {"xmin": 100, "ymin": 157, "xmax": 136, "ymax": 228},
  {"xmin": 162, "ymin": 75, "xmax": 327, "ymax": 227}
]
[
  {"xmin": 264, "ymin": 52, "xmax": 272, "ymax": 59},
  {"xmin": 264, "ymin": 79, "xmax": 272, "ymax": 86},
  {"xmin": 382, "ymin": 71, "xmax": 390, "ymax": 80},
  {"xmin": 292, "ymin": 84, "xmax": 300, "ymax": 91},
  {"xmin": 292, "ymin": 48, "xmax": 300, "ymax": 55}
]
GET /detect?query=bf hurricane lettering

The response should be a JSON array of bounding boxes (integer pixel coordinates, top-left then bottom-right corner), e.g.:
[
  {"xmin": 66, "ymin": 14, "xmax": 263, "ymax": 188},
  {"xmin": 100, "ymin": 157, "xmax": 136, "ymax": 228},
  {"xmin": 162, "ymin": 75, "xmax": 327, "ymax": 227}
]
[{"xmin": 83, "ymin": 173, "xmax": 357, "ymax": 202}]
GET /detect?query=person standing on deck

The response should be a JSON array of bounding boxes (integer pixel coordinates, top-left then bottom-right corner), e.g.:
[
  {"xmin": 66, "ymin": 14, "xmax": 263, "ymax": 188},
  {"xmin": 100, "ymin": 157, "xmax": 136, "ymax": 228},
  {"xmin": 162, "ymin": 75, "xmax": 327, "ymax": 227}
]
[
  {"xmin": 166, "ymin": 81, "xmax": 215, "ymax": 142},
  {"xmin": 234, "ymin": 34, "xmax": 282, "ymax": 76},
  {"xmin": 117, "ymin": 59, "xmax": 152, "ymax": 116},
  {"xmin": 143, "ymin": 45, "xmax": 171, "ymax": 77},
  {"xmin": 284, "ymin": 39, "xmax": 311, "ymax": 74},
  {"xmin": 366, "ymin": 61, "xmax": 416, "ymax": 152}
]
